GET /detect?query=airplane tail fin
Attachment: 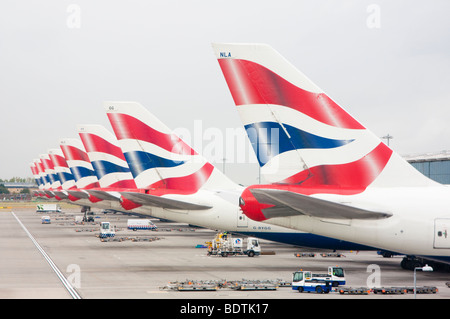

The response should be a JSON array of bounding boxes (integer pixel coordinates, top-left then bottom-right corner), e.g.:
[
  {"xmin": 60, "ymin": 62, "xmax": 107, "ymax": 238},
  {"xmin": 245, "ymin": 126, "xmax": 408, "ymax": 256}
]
[
  {"xmin": 33, "ymin": 158, "xmax": 53, "ymax": 198},
  {"xmin": 30, "ymin": 161, "xmax": 45, "ymax": 196},
  {"xmin": 34, "ymin": 158, "xmax": 49, "ymax": 189},
  {"xmin": 105, "ymin": 101, "xmax": 238, "ymax": 193},
  {"xmin": 30, "ymin": 162, "xmax": 40, "ymax": 188},
  {"xmin": 48, "ymin": 148, "xmax": 77, "ymax": 190},
  {"xmin": 39, "ymin": 154, "xmax": 61, "ymax": 190},
  {"xmin": 212, "ymin": 43, "xmax": 438, "ymax": 190},
  {"xmin": 78, "ymin": 124, "xmax": 137, "ymax": 189},
  {"xmin": 59, "ymin": 138, "xmax": 100, "ymax": 190}
]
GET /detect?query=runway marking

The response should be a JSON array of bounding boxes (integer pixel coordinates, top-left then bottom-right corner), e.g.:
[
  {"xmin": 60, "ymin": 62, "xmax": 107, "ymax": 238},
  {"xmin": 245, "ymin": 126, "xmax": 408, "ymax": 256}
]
[{"xmin": 11, "ymin": 211, "xmax": 82, "ymax": 299}]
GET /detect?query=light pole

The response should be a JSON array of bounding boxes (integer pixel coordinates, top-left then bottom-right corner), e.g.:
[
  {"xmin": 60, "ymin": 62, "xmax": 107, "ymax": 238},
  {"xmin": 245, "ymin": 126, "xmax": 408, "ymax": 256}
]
[
  {"xmin": 414, "ymin": 264, "xmax": 433, "ymax": 299},
  {"xmin": 382, "ymin": 134, "xmax": 393, "ymax": 147}
]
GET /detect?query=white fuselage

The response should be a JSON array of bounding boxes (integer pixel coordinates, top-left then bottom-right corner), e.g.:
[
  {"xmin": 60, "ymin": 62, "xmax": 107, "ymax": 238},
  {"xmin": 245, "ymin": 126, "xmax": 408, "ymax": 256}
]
[
  {"xmin": 66, "ymin": 189, "xmax": 298, "ymax": 235},
  {"xmin": 261, "ymin": 186, "xmax": 450, "ymax": 261}
]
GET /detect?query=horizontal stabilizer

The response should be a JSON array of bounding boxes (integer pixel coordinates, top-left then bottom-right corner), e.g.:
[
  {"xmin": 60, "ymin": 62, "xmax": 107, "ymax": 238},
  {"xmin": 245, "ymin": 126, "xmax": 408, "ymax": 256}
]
[
  {"xmin": 44, "ymin": 191, "xmax": 55, "ymax": 198},
  {"xmin": 52, "ymin": 191, "xmax": 69, "ymax": 200},
  {"xmin": 251, "ymin": 189, "xmax": 392, "ymax": 220},
  {"xmin": 67, "ymin": 190, "xmax": 90, "ymax": 200},
  {"xmin": 85, "ymin": 190, "xmax": 121, "ymax": 202},
  {"xmin": 120, "ymin": 191, "xmax": 212, "ymax": 210}
]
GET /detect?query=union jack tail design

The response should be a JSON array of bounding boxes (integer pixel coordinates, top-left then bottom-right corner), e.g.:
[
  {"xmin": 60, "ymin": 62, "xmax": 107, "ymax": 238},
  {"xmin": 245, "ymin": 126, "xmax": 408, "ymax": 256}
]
[
  {"xmin": 213, "ymin": 43, "xmax": 436, "ymax": 192},
  {"xmin": 48, "ymin": 148, "xmax": 77, "ymax": 190},
  {"xmin": 33, "ymin": 158, "xmax": 51, "ymax": 196},
  {"xmin": 39, "ymin": 154, "xmax": 61, "ymax": 191},
  {"xmin": 30, "ymin": 162, "xmax": 40, "ymax": 188},
  {"xmin": 48, "ymin": 148, "xmax": 78, "ymax": 201},
  {"xmin": 59, "ymin": 138, "xmax": 100, "ymax": 190},
  {"xmin": 78, "ymin": 124, "xmax": 137, "ymax": 189},
  {"xmin": 30, "ymin": 161, "xmax": 45, "ymax": 196},
  {"xmin": 105, "ymin": 101, "xmax": 238, "ymax": 193}
]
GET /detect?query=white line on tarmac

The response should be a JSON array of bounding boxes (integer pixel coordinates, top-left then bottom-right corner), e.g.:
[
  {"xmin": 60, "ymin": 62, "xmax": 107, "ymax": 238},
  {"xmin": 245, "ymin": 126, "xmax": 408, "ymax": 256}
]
[{"xmin": 11, "ymin": 211, "xmax": 82, "ymax": 299}]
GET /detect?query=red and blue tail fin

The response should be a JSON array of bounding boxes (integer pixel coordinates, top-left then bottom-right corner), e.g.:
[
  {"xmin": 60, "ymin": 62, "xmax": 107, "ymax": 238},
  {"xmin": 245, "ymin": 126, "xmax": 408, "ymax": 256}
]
[
  {"xmin": 105, "ymin": 101, "xmax": 238, "ymax": 193},
  {"xmin": 30, "ymin": 160, "xmax": 45, "ymax": 196},
  {"xmin": 34, "ymin": 158, "xmax": 50, "ymax": 195},
  {"xmin": 48, "ymin": 148, "xmax": 77, "ymax": 191},
  {"xmin": 213, "ymin": 43, "xmax": 437, "ymax": 190},
  {"xmin": 78, "ymin": 124, "xmax": 137, "ymax": 189},
  {"xmin": 59, "ymin": 138, "xmax": 100, "ymax": 190},
  {"xmin": 39, "ymin": 154, "xmax": 61, "ymax": 191}
]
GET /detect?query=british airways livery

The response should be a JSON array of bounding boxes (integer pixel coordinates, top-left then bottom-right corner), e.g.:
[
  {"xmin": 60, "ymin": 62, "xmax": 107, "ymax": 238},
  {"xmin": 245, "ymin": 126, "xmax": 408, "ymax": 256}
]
[
  {"xmin": 77, "ymin": 124, "xmax": 143, "ymax": 211},
  {"xmin": 39, "ymin": 153, "xmax": 62, "ymax": 199},
  {"xmin": 30, "ymin": 160, "xmax": 46, "ymax": 197},
  {"xmin": 48, "ymin": 148, "xmax": 78, "ymax": 201},
  {"xmin": 104, "ymin": 101, "xmax": 374, "ymax": 250},
  {"xmin": 59, "ymin": 137, "xmax": 104, "ymax": 203},
  {"xmin": 78, "ymin": 124, "xmax": 137, "ymax": 190},
  {"xmin": 213, "ymin": 43, "xmax": 450, "ymax": 269}
]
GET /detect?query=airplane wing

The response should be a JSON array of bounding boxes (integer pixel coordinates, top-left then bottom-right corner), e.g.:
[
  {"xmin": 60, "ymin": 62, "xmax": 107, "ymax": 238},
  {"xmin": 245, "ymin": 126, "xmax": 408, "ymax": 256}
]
[
  {"xmin": 120, "ymin": 191, "xmax": 212, "ymax": 210},
  {"xmin": 250, "ymin": 189, "xmax": 392, "ymax": 220}
]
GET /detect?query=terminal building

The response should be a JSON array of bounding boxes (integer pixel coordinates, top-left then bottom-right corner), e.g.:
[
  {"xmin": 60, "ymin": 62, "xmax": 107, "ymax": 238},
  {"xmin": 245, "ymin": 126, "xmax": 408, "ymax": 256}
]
[
  {"xmin": 0, "ymin": 182, "xmax": 37, "ymax": 201},
  {"xmin": 404, "ymin": 151, "xmax": 450, "ymax": 184}
]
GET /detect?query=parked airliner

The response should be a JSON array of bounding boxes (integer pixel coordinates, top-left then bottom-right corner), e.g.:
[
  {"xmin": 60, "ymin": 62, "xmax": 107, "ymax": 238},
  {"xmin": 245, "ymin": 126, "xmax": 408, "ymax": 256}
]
[
  {"xmin": 213, "ymin": 43, "xmax": 450, "ymax": 269},
  {"xmin": 102, "ymin": 101, "xmax": 375, "ymax": 250}
]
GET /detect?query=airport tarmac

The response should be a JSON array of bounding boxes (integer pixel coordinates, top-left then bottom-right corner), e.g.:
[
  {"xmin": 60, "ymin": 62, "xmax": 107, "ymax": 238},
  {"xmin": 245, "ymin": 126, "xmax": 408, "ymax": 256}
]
[{"xmin": 0, "ymin": 203, "xmax": 449, "ymax": 301}]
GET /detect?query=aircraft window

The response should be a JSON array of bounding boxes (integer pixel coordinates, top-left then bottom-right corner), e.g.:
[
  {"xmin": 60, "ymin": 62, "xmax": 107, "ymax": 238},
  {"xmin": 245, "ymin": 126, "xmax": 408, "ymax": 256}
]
[
  {"xmin": 239, "ymin": 197, "xmax": 245, "ymax": 206},
  {"xmin": 437, "ymin": 231, "xmax": 443, "ymax": 237}
]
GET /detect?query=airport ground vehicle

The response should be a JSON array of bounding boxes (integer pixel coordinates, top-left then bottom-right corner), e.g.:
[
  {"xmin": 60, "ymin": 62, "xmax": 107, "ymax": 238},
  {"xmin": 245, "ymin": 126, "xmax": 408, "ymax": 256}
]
[
  {"xmin": 206, "ymin": 232, "xmax": 261, "ymax": 257},
  {"xmin": 99, "ymin": 221, "xmax": 115, "ymax": 238},
  {"xmin": 292, "ymin": 266, "xmax": 345, "ymax": 292},
  {"xmin": 41, "ymin": 216, "xmax": 51, "ymax": 224},
  {"xmin": 321, "ymin": 266, "xmax": 346, "ymax": 286},
  {"xmin": 127, "ymin": 219, "xmax": 157, "ymax": 231},
  {"xmin": 292, "ymin": 271, "xmax": 333, "ymax": 293},
  {"xmin": 75, "ymin": 215, "xmax": 94, "ymax": 223},
  {"xmin": 36, "ymin": 204, "xmax": 61, "ymax": 213}
]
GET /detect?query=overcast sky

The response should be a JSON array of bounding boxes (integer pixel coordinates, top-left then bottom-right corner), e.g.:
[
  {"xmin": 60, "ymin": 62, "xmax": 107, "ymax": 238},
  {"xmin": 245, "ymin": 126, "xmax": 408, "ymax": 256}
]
[{"xmin": 1, "ymin": 0, "xmax": 450, "ymax": 185}]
